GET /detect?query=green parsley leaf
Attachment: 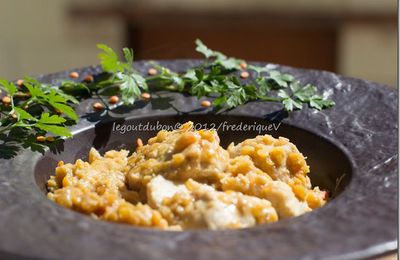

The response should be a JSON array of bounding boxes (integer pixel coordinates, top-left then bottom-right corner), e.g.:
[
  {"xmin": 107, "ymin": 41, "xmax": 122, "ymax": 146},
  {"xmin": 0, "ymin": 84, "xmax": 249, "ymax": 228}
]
[
  {"xmin": 0, "ymin": 80, "xmax": 17, "ymax": 95},
  {"xmin": 13, "ymin": 107, "xmax": 36, "ymax": 121},
  {"xmin": 191, "ymin": 81, "xmax": 213, "ymax": 98},
  {"xmin": 269, "ymin": 70, "xmax": 294, "ymax": 88},
  {"xmin": 59, "ymin": 80, "xmax": 91, "ymax": 96},
  {"xmin": 123, "ymin": 47, "xmax": 134, "ymax": 68},
  {"xmin": 23, "ymin": 79, "xmax": 78, "ymax": 121},
  {"xmin": 277, "ymin": 89, "xmax": 289, "ymax": 99},
  {"xmin": 195, "ymin": 39, "xmax": 216, "ymax": 59},
  {"xmin": 195, "ymin": 39, "xmax": 242, "ymax": 70},
  {"xmin": 226, "ymin": 88, "xmax": 246, "ymax": 108},
  {"xmin": 182, "ymin": 69, "xmax": 197, "ymax": 81},
  {"xmin": 23, "ymin": 81, "xmax": 45, "ymax": 99},
  {"xmin": 97, "ymin": 44, "xmax": 130, "ymax": 73},
  {"xmin": 44, "ymin": 83, "xmax": 80, "ymax": 104},
  {"xmin": 117, "ymin": 73, "xmax": 147, "ymax": 105},
  {"xmin": 49, "ymin": 102, "xmax": 78, "ymax": 121},
  {"xmin": 35, "ymin": 123, "xmax": 72, "ymax": 137},
  {"xmin": 38, "ymin": 113, "xmax": 66, "ymax": 124},
  {"xmin": 256, "ymin": 77, "xmax": 272, "ymax": 96},
  {"xmin": 218, "ymin": 58, "xmax": 241, "ymax": 70},
  {"xmin": 248, "ymin": 65, "xmax": 270, "ymax": 76},
  {"xmin": 212, "ymin": 95, "xmax": 227, "ymax": 108},
  {"xmin": 35, "ymin": 113, "xmax": 71, "ymax": 137},
  {"xmin": 292, "ymin": 83, "xmax": 317, "ymax": 102},
  {"xmin": 309, "ymin": 96, "xmax": 335, "ymax": 110},
  {"xmin": 282, "ymin": 97, "xmax": 303, "ymax": 111}
]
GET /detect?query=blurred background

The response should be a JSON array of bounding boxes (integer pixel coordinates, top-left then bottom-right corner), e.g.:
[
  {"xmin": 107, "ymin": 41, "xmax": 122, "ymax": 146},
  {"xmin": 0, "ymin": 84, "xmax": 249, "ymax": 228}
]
[{"xmin": 0, "ymin": 0, "xmax": 396, "ymax": 86}]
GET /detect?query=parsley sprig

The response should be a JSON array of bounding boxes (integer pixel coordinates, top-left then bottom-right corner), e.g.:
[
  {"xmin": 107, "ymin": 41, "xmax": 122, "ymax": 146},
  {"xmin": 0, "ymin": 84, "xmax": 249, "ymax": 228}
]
[
  {"xmin": 97, "ymin": 44, "xmax": 148, "ymax": 105},
  {"xmin": 147, "ymin": 39, "xmax": 334, "ymax": 112},
  {"xmin": 0, "ymin": 39, "xmax": 334, "ymax": 158},
  {"xmin": 195, "ymin": 39, "xmax": 243, "ymax": 70},
  {"xmin": 0, "ymin": 78, "xmax": 77, "ymax": 137}
]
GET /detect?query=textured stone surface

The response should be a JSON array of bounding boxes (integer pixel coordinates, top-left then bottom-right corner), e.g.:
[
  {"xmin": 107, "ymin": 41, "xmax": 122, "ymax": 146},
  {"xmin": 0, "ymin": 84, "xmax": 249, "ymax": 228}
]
[{"xmin": 0, "ymin": 60, "xmax": 397, "ymax": 259}]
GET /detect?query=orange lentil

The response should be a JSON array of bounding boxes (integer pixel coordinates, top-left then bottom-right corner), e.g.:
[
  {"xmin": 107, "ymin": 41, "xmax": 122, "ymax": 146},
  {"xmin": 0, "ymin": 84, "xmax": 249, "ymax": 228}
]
[
  {"xmin": 69, "ymin": 71, "xmax": 79, "ymax": 79},
  {"xmin": 109, "ymin": 95, "xmax": 119, "ymax": 104},
  {"xmin": 240, "ymin": 71, "xmax": 249, "ymax": 79},
  {"xmin": 83, "ymin": 75, "xmax": 94, "ymax": 83},
  {"xmin": 16, "ymin": 79, "xmax": 24, "ymax": 86},
  {"xmin": 93, "ymin": 102, "xmax": 104, "ymax": 110},
  {"xmin": 201, "ymin": 100, "xmax": 211, "ymax": 107},
  {"xmin": 2, "ymin": 96, "xmax": 11, "ymax": 104},
  {"xmin": 148, "ymin": 68, "xmax": 157, "ymax": 76},
  {"xmin": 36, "ymin": 136, "xmax": 46, "ymax": 142},
  {"xmin": 240, "ymin": 62, "xmax": 247, "ymax": 70},
  {"xmin": 141, "ymin": 93, "xmax": 151, "ymax": 100}
]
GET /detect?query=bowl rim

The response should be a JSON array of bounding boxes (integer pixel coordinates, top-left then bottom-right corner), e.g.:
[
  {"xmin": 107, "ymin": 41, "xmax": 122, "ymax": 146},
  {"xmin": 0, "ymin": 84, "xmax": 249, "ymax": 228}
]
[{"xmin": 0, "ymin": 60, "xmax": 397, "ymax": 260}]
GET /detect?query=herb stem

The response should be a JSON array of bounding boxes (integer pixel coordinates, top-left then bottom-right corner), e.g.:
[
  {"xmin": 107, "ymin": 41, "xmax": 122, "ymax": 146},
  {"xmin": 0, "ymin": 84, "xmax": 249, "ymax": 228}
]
[
  {"xmin": 145, "ymin": 76, "xmax": 161, "ymax": 81},
  {"xmin": 94, "ymin": 92, "xmax": 110, "ymax": 110},
  {"xmin": 19, "ymin": 98, "xmax": 33, "ymax": 109},
  {"xmin": 258, "ymin": 96, "xmax": 284, "ymax": 102}
]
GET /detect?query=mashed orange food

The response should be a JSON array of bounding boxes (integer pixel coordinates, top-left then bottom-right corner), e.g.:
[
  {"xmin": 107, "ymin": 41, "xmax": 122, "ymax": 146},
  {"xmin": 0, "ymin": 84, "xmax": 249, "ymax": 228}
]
[{"xmin": 47, "ymin": 122, "xmax": 327, "ymax": 230}]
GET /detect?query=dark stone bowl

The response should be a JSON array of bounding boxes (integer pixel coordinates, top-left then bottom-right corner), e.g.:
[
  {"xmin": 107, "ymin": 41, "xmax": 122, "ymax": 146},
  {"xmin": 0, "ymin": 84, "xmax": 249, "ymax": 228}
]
[{"xmin": 0, "ymin": 60, "xmax": 397, "ymax": 260}]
